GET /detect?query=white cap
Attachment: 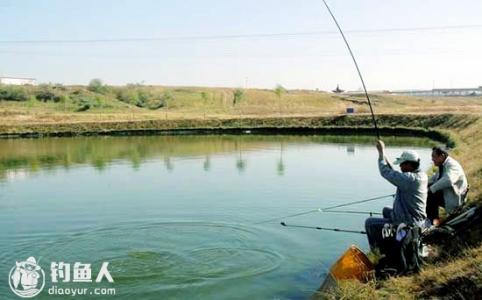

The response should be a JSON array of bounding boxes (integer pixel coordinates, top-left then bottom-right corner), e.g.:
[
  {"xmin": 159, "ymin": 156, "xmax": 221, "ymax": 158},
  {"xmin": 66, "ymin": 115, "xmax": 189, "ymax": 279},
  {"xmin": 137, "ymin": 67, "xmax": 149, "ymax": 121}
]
[{"xmin": 393, "ymin": 150, "xmax": 420, "ymax": 165}]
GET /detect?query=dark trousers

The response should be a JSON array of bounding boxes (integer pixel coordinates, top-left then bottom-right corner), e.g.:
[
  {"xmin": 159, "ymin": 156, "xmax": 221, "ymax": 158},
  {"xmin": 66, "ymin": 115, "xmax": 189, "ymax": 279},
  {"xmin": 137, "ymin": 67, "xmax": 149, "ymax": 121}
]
[
  {"xmin": 365, "ymin": 207, "xmax": 393, "ymax": 250},
  {"xmin": 426, "ymin": 190, "xmax": 444, "ymax": 222}
]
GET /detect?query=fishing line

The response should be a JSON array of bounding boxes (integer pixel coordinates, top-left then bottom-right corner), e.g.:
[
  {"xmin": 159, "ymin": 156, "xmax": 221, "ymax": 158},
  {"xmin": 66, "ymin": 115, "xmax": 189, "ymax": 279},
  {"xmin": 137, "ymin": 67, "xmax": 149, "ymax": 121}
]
[
  {"xmin": 321, "ymin": 0, "xmax": 380, "ymax": 139},
  {"xmin": 321, "ymin": 193, "xmax": 395, "ymax": 211},
  {"xmin": 255, "ymin": 194, "xmax": 393, "ymax": 224},
  {"xmin": 280, "ymin": 222, "xmax": 367, "ymax": 234},
  {"xmin": 255, "ymin": 209, "xmax": 322, "ymax": 225}
]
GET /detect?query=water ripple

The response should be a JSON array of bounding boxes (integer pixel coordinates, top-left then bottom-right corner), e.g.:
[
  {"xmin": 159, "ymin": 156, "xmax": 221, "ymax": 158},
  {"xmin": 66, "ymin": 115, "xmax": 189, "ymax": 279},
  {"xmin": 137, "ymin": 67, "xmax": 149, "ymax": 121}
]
[{"xmin": 3, "ymin": 221, "xmax": 284, "ymax": 291}]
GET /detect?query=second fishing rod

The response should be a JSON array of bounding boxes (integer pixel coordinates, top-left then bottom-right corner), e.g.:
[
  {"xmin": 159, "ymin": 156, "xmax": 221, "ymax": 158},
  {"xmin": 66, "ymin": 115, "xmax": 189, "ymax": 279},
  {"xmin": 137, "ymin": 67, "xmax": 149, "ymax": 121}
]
[{"xmin": 255, "ymin": 193, "xmax": 394, "ymax": 224}]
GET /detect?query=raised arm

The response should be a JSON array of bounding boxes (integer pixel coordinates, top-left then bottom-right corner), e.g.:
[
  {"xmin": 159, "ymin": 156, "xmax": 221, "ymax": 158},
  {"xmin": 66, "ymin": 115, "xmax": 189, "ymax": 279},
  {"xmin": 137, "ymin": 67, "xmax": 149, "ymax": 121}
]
[
  {"xmin": 377, "ymin": 140, "xmax": 414, "ymax": 190},
  {"xmin": 378, "ymin": 159, "xmax": 414, "ymax": 190}
]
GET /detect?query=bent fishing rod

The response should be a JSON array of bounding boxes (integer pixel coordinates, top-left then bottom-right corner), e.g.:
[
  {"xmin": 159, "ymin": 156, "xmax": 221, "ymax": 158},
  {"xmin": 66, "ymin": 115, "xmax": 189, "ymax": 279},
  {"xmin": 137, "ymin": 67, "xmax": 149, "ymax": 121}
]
[
  {"xmin": 281, "ymin": 222, "xmax": 366, "ymax": 235},
  {"xmin": 321, "ymin": 0, "xmax": 380, "ymax": 139},
  {"xmin": 274, "ymin": 2, "xmax": 383, "ymax": 234}
]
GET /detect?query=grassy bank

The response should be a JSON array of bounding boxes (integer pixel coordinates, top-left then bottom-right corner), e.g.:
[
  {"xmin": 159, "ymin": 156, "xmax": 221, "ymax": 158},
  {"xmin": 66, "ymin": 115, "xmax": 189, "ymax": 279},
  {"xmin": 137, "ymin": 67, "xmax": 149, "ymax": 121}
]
[
  {"xmin": 1, "ymin": 84, "xmax": 482, "ymax": 126},
  {"xmin": 315, "ymin": 115, "xmax": 482, "ymax": 299},
  {"xmin": 1, "ymin": 84, "xmax": 482, "ymax": 298}
]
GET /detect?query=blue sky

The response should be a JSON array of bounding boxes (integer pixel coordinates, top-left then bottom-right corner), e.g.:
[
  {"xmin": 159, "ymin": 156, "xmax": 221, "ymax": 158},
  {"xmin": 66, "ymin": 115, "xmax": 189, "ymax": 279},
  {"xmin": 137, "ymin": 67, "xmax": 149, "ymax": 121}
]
[{"xmin": 1, "ymin": 0, "xmax": 482, "ymax": 90}]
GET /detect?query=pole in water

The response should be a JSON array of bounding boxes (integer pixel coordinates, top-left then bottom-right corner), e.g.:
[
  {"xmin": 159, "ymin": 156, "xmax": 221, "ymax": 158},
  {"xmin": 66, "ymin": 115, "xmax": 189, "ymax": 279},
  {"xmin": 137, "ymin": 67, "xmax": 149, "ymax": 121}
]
[
  {"xmin": 321, "ymin": 0, "xmax": 380, "ymax": 139},
  {"xmin": 280, "ymin": 221, "xmax": 367, "ymax": 235}
]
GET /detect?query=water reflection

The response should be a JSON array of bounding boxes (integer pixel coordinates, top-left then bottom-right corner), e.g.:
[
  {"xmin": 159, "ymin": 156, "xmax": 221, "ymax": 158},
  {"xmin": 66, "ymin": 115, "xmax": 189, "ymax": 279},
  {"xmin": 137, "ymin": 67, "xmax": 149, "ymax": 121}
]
[
  {"xmin": 346, "ymin": 145, "xmax": 355, "ymax": 155},
  {"xmin": 203, "ymin": 156, "xmax": 211, "ymax": 172},
  {"xmin": 236, "ymin": 151, "xmax": 247, "ymax": 173},
  {"xmin": 164, "ymin": 157, "xmax": 174, "ymax": 172},
  {"xmin": 277, "ymin": 142, "xmax": 285, "ymax": 176},
  {"xmin": 0, "ymin": 135, "xmax": 436, "ymax": 181}
]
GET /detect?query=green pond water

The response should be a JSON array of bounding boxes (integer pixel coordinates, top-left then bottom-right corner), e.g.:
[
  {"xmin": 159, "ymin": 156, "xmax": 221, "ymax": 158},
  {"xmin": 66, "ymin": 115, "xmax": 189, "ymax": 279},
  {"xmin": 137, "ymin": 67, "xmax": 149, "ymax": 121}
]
[{"xmin": 0, "ymin": 134, "xmax": 435, "ymax": 299}]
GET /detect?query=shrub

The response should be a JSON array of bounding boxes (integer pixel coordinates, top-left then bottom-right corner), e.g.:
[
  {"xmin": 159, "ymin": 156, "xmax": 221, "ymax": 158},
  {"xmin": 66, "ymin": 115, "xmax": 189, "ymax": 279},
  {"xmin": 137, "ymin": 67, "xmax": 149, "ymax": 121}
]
[
  {"xmin": 0, "ymin": 86, "xmax": 29, "ymax": 101},
  {"xmin": 161, "ymin": 91, "xmax": 173, "ymax": 102},
  {"xmin": 137, "ymin": 89, "xmax": 151, "ymax": 106},
  {"xmin": 74, "ymin": 97, "xmax": 92, "ymax": 112},
  {"xmin": 87, "ymin": 79, "xmax": 108, "ymax": 94},
  {"xmin": 148, "ymin": 99, "xmax": 166, "ymax": 110},
  {"xmin": 116, "ymin": 89, "xmax": 140, "ymax": 106},
  {"xmin": 35, "ymin": 90, "xmax": 56, "ymax": 102},
  {"xmin": 70, "ymin": 92, "xmax": 94, "ymax": 112},
  {"xmin": 201, "ymin": 91, "xmax": 209, "ymax": 102},
  {"xmin": 35, "ymin": 85, "xmax": 63, "ymax": 102},
  {"xmin": 93, "ymin": 96, "xmax": 105, "ymax": 108},
  {"xmin": 274, "ymin": 84, "xmax": 286, "ymax": 100},
  {"xmin": 146, "ymin": 91, "xmax": 171, "ymax": 110},
  {"xmin": 151, "ymin": 91, "xmax": 173, "ymax": 109},
  {"xmin": 116, "ymin": 88, "xmax": 171, "ymax": 109},
  {"xmin": 233, "ymin": 89, "xmax": 244, "ymax": 106}
]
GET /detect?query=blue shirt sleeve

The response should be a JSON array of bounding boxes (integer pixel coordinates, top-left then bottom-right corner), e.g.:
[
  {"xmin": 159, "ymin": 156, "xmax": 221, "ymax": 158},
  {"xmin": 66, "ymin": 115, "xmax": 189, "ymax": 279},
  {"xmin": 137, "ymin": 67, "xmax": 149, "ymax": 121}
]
[{"xmin": 378, "ymin": 159, "xmax": 414, "ymax": 191}]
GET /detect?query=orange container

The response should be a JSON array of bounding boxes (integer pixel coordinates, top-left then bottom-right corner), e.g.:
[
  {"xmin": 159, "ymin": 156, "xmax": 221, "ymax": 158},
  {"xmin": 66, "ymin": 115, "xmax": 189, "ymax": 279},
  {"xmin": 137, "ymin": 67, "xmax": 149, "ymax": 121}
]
[{"xmin": 319, "ymin": 245, "xmax": 375, "ymax": 293}]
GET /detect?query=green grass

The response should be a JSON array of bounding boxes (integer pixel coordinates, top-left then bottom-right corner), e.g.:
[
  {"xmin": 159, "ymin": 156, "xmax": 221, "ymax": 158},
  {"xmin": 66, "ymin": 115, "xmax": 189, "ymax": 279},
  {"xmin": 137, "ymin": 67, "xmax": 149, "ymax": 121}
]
[{"xmin": 1, "ymin": 84, "xmax": 482, "ymax": 127}]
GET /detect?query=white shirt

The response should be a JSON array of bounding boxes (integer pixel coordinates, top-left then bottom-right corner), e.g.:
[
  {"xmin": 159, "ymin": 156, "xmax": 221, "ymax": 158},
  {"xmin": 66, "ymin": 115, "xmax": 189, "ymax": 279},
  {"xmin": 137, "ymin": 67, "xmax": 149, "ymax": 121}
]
[{"xmin": 429, "ymin": 156, "xmax": 468, "ymax": 213}]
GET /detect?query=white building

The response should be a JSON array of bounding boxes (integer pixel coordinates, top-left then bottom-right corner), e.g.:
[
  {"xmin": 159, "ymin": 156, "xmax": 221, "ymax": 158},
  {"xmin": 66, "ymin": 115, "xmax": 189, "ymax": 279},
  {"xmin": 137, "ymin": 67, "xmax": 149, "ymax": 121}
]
[{"xmin": 0, "ymin": 76, "xmax": 37, "ymax": 85}]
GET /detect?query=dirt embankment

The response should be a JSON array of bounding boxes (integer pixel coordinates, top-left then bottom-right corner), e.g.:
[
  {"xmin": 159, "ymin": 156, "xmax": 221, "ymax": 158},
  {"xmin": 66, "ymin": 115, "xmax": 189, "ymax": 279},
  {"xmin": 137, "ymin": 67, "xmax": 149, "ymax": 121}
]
[{"xmin": 0, "ymin": 113, "xmax": 476, "ymax": 142}]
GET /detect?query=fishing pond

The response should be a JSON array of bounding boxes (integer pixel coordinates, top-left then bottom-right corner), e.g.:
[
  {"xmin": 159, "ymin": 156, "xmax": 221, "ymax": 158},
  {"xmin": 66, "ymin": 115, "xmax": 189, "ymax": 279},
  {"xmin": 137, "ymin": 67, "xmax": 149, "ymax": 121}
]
[{"xmin": 0, "ymin": 134, "xmax": 434, "ymax": 299}]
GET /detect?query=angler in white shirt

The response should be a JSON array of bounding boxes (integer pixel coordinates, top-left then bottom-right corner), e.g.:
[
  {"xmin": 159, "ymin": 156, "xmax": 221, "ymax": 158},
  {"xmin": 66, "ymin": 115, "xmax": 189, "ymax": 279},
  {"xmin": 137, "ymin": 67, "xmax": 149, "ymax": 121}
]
[{"xmin": 426, "ymin": 147, "xmax": 469, "ymax": 226}]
